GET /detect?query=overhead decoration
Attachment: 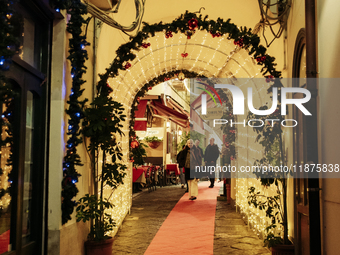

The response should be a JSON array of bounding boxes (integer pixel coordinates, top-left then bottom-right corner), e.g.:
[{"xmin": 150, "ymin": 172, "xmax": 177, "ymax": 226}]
[{"xmin": 106, "ymin": 11, "xmax": 282, "ymax": 140}]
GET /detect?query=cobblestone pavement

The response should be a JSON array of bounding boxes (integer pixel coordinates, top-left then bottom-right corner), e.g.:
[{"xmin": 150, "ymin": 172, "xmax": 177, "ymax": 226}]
[
  {"xmin": 112, "ymin": 185, "xmax": 185, "ymax": 254},
  {"xmin": 112, "ymin": 183, "xmax": 270, "ymax": 255},
  {"xmin": 214, "ymin": 197, "xmax": 271, "ymax": 255}
]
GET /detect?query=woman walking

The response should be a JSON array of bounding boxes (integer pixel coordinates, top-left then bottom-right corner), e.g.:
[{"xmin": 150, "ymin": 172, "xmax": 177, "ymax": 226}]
[{"xmin": 179, "ymin": 139, "xmax": 200, "ymax": 200}]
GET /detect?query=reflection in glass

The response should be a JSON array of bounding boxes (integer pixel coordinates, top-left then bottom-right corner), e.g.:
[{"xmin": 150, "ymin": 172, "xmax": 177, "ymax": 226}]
[
  {"xmin": 0, "ymin": 101, "xmax": 14, "ymax": 253},
  {"xmin": 22, "ymin": 91, "xmax": 34, "ymax": 245}
]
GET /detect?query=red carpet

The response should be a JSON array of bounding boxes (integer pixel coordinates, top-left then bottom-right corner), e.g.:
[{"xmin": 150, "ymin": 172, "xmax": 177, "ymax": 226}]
[{"xmin": 144, "ymin": 181, "xmax": 222, "ymax": 255}]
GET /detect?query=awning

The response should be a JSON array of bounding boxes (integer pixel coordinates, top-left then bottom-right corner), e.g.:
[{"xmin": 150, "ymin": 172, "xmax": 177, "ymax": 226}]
[
  {"xmin": 166, "ymin": 97, "xmax": 190, "ymax": 117},
  {"xmin": 133, "ymin": 99, "xmax": 148, "ymax": 131},
  {"xmin": 191, "ymin": 91, "xmax": 216, "ymax": 111},
  {"xmin": 134, "ymin": 99, "xmax": 148, "ymax": 118},
  {"xmin": 150, "ymin": 100, "xmax": 189, "ymax": 128},
  {"xmin": 134, "ymin": 120, "xmax": 147, "ymax": 131}
]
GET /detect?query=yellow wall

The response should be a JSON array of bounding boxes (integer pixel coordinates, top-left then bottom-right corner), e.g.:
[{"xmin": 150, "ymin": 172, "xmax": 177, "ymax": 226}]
[{"xmin": 318, "ymin": 1, "xmax": 340, "ymax": 254}]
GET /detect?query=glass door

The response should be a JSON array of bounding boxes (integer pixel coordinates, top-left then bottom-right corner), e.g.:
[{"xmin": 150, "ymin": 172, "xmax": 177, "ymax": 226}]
[{"xmin": 1, "ymin": 78, "xmax": 46, "ymax": 255}]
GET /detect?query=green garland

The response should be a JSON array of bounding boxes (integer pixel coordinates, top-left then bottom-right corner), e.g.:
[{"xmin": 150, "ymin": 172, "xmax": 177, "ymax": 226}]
[
  {"xmin": 97, "ymin": 11, "xmax": 281, "ymax": 90},
  {"xmin": 52, "ymin": 0, "xmax": 90, "ymax": 224},
  {"xmin": 95, "ymin": 11, "xmax": 282, "ymax": 158}
]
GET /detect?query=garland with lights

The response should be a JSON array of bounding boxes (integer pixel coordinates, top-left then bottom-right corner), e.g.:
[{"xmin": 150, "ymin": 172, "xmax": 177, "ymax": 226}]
[
  {"xmin": 98, "ymin": 11, "xmax": 282, "ymax": 157},
  {"xmin": 214, "ymin": 85, "xmax": 237, "ymax": 161},
  {"xmin": 96, "ymin": 10, "xmax": 282, "ymax": 103},
  {"xmin": 246, "ymin": 82, "xmax": 291, "ymax": 248},
  {"xmin": 52, "ymin": 0, "xmax": 91, "ymax": 224},
  {"xmin": 0, "ymin": 0, "xmax": 19, "ymax": 212}
]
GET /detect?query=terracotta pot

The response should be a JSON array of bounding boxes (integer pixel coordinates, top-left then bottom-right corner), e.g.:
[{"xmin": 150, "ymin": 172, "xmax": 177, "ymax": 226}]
[
  {"xmin": 271, "ymin": 244, "xmax": 294, "ymax": 255},
  {"xmin": 85, "ymin": 238, "xmax": 114, "ymax": 255},
  {"xmin": 148, "ymin": 141, "xmax": 161, "ymax": 149}
]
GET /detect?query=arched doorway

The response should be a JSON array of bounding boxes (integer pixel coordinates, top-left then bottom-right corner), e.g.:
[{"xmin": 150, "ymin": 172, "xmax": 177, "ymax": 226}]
[{"xmin": 93, "ymin": 11, "xmax": 284, "ymax": 237}]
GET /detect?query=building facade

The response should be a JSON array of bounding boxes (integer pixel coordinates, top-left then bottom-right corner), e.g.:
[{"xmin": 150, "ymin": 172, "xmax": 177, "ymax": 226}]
[{"xmin": 0, "ymin": 0, "xmax": 339, "ymax": 254}]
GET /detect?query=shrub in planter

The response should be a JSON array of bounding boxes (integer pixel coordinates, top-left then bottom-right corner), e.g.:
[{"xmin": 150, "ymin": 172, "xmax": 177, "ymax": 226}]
[{"xmin": 76, "ymin": 84, "xmax": 127, "ymax": 254}]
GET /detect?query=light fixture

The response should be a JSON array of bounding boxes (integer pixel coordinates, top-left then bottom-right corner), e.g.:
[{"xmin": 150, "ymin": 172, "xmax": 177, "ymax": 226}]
[
  {"xmin": 166, "ymin": 121, "xmax": 170, "ymax": 128},
  {"xmin": 178, "ymin": 130, "xmax": 182, "ymax": 136},
  {"xmin": 178, "ymin": 72, "xmax": 185, "ymax": 81}
]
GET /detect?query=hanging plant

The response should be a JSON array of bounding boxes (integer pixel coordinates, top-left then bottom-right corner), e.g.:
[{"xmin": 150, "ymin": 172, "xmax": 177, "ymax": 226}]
[{"xmin": 144, "ymin": 136, "xmax": 163, "ymax": 149}]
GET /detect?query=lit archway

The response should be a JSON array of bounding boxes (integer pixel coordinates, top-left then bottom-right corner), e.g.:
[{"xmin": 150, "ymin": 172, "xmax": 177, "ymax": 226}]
[{"xmin": 96, "ymin": 11, "xmax": 282, "ymax": 233}]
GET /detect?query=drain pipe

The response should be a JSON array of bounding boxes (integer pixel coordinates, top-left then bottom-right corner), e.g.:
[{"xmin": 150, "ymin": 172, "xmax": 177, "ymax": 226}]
[
  {"xmin": 305, "ymin": 0, "xmax": 321, "ymax": 254},
  {"xmin": 93, "ymin": 17, "xmax": 98, "ymax": 100}
]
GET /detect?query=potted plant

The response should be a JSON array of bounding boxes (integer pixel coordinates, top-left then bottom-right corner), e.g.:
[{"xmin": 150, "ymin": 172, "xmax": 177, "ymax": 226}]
[
  {"xmin": 144, "ymin": 136, "xmax": 163, "ymax": 149},
  {"xmin": 76, "ymin": 83, "xmax": 127, "ymax": 255},
  {"xmin": 247, "ymin": 103, "xmax": 294, "ymax": 254}
]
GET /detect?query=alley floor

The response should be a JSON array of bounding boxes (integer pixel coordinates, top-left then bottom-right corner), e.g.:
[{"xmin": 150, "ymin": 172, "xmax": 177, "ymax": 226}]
[{"xmin": 112, "ymin": 182, "xmax": 270, "ymax": 255}]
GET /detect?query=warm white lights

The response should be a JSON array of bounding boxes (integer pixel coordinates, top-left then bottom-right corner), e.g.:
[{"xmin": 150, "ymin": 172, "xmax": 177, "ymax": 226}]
[{"xmin": 102, "ymin": 27, "xmax": 275, "ymax": 238}]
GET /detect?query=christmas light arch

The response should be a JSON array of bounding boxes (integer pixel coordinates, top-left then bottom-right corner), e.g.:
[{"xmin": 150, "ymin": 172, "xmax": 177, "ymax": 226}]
[{"xmin": 54, "ymin": 7, "xmax": 283, "ymax": 223}]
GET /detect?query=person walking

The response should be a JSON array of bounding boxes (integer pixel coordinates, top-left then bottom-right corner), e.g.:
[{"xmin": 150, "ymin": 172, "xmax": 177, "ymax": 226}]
[
  {"xmin": 176, "ymin": 145, "xmax": 186, "ymax": 189},
  {"xmin": 194, "ymin": 139, "xmax": 203, "ymax": 165},
  {"xmin": 204, "ymin": 137, "xmax": 220, "ymax": 188},
  {"xmin": 179, "ymin": 139, "xmax": 200, "ymax": 200}
]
